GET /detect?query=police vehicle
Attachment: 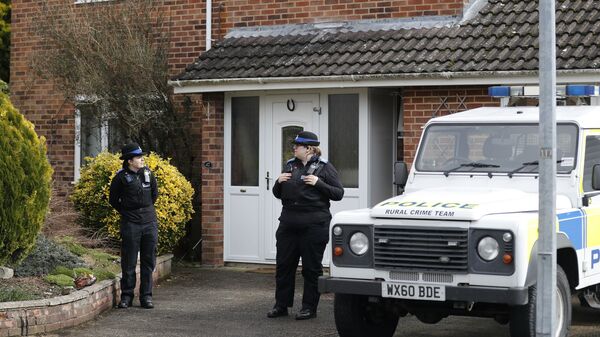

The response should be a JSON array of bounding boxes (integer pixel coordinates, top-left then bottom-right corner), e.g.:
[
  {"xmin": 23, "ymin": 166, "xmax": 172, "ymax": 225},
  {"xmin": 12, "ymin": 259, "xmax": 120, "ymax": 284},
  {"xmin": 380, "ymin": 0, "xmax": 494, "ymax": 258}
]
[{"xmin": 319, "ymin": 85, "xmax": 600, "ymax": 337}]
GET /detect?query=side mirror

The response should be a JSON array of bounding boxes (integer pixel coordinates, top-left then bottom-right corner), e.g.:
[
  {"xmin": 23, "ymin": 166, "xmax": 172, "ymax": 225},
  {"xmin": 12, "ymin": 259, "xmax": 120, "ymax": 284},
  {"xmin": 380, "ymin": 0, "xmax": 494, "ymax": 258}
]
[
  {"xmin": 394, "ymin": 162, "xmax": 408, "ymax": 188},
  {"xmin": 593, "ymin": 164, "xmax": 600, "ymax": 190}
]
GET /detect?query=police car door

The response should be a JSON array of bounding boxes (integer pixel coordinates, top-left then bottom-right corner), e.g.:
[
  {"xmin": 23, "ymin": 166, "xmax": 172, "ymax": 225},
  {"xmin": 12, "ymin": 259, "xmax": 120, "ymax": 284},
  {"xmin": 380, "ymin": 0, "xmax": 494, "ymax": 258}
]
[{"xmin": 582, "ymin": 131, "xmax": 600, "ymax": 278}]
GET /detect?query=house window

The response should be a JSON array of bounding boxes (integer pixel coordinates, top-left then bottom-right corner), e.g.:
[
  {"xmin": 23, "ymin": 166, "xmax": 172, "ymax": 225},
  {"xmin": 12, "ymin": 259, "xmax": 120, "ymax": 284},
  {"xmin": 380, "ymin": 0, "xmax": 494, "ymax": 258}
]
[
  {"xmin": 74, "ymin": 104, "xmax": 124, "ymax": 180},
  {"xmin": 328, "ymin": 94, "xmax": 359, "ymax": 188},
  {"xmin": 231, "ymin": 96, "xmax": 259, "ymax": 186}
]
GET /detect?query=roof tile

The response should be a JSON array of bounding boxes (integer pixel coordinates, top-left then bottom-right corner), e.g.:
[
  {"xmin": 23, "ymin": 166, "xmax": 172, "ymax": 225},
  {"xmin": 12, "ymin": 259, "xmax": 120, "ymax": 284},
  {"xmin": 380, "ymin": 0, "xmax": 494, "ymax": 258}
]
[{"xmin": 174, "ymin": 0, "xmax": 600, "ymax": 80}]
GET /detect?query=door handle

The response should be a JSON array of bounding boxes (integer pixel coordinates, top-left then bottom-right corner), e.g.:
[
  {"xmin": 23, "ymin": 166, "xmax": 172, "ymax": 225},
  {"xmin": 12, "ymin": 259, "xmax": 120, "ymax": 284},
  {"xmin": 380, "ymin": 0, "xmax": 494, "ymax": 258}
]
[{"xmin": 265, "ymin": 171, "xmax": 273, "ymax": 190}]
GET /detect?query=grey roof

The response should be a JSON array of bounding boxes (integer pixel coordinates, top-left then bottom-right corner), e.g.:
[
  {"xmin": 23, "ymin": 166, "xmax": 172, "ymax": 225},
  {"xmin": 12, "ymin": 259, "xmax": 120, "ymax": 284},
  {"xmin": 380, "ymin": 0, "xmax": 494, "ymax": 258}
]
[{"xmin": 174, "ymin": 0, "xmax": 600, "ymax": 81}]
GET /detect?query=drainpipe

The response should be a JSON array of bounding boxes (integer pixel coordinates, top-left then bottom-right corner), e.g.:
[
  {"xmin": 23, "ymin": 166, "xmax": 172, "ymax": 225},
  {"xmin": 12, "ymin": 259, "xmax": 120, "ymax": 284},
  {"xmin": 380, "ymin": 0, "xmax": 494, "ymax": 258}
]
[{"xmin": 206, "ymin": 0, "xmax": 212, "ymax": 50}]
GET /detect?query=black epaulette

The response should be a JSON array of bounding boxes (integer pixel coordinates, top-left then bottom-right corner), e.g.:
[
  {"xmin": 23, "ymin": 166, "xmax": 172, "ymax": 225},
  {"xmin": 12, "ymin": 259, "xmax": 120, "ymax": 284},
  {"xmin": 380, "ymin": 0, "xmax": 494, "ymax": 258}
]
[
  {"xmin": 307, "ymin": 157, "xmax": 326, "ymax": 175},
  {"xmin": 119, "ymin": 169, "xmax": 134, "ymax": 183}
]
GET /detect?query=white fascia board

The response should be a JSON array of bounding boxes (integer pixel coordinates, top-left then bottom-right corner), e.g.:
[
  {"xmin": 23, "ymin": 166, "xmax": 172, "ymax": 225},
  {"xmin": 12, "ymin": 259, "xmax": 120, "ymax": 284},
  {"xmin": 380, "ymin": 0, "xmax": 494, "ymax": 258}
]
[{"xmin": 170, "ymin": 70, "xmax": 600, "ymax": 94}]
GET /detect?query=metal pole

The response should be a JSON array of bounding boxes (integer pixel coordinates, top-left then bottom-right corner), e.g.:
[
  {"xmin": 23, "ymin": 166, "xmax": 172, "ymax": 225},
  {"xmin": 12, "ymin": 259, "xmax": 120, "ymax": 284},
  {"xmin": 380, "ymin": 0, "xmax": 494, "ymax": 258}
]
[
  {"xmin": 537, "ymin": 0, "xmax": 557, "ymax": 336},
  {"xmin": 206, "ymin": 0, "xmax": 212, "ymax": 50}
]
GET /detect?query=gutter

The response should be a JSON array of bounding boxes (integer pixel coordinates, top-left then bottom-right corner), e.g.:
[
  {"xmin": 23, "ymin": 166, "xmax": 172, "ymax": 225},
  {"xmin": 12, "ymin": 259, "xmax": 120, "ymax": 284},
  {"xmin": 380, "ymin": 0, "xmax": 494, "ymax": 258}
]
[{"xmin": 168, "ymin": 69, "xmax": 600, "ymax": 93}]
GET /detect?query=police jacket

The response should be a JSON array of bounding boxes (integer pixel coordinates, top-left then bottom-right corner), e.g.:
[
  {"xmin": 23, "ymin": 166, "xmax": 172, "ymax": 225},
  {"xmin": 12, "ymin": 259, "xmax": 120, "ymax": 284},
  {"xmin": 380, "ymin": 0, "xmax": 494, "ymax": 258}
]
[
  {"xmin": 109, "ymin": 167, "xmax": 158, "ymax": 224},
  {"xmin": 273, "ymin": 156, "xmax": 344, "ymax": 225}
]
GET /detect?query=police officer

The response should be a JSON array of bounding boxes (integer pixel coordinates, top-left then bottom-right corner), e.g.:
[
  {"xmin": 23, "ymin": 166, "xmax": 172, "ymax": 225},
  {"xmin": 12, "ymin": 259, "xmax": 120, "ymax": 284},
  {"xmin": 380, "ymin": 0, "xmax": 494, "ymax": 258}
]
[
  {"xmin": 109, "ymin": 143, "xmax": 159, "ymax": 309},
  {"xmin": 268, "ymin": 131, "xmax": 344, "ymax": 320}
]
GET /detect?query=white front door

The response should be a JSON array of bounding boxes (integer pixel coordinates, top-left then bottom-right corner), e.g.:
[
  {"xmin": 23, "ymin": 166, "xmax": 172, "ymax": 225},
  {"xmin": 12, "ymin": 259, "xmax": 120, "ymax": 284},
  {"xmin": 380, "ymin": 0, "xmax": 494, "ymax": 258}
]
[{"xmin": 264, "ymin": 94, "xmax": 320, "ymax": 260}]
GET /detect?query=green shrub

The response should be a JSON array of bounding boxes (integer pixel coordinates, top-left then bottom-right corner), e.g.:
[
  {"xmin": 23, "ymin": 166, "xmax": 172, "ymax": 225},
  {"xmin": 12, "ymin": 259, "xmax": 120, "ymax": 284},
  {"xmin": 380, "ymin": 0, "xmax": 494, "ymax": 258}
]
[
  {"xmin": 0, "ymin": 93, "xmax": 53, "ymax": 265},
  {"xmin": 71, "ymin": 151, "xmax": 194, "ymax": 254},
  {"xmin": 44, "ymin": 274, "xmax": 74, "ymax": 287},
  {"xmin": 14, "ymin": 235, "xmax": 85, "ymax": 277}
]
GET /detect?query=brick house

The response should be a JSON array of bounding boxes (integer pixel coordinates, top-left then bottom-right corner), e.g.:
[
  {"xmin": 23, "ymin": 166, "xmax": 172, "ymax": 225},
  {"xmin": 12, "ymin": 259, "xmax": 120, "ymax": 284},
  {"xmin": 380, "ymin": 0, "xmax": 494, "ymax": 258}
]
[{"xmin": 11, "ymin": 0, "xmax": 600, "ymax": 265}]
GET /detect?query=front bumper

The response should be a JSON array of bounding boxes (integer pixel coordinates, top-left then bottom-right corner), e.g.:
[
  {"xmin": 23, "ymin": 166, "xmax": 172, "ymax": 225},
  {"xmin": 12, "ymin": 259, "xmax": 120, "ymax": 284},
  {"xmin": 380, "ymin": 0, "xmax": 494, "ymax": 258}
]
[{"xmin": 318, "ymin": 276, "xmax": 529, "ymax": 305}]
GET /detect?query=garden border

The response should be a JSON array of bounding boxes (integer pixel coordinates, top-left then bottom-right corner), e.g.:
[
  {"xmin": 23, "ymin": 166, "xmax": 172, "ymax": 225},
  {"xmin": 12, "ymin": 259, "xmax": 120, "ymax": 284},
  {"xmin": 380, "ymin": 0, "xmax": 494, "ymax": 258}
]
[{"xmin": 0, "ymin": 254, "xmax": 172, "ymax": 336}]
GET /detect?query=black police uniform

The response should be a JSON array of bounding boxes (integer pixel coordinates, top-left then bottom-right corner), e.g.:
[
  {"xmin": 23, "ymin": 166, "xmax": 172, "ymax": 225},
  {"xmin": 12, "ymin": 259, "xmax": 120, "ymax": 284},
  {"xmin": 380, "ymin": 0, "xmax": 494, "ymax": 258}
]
[
  {"xmin": 272, "ymin": 155, "xmax": 344, "ymax": 315},
  {"xmin": 109, "ymin": 163, "xmax": 158, "ymax": 307}
]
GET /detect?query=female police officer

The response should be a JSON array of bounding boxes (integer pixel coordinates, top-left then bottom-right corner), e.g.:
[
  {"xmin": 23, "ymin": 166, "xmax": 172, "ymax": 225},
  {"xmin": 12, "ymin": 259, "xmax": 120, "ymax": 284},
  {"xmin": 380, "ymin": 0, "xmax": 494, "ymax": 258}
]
[
  {"xmin": 109, "ymin": 143, "xmax": 158, "ymax": 309},
  {"xmin": 267, "ymin": 131, "xmax": 344, "ymax": 320}
]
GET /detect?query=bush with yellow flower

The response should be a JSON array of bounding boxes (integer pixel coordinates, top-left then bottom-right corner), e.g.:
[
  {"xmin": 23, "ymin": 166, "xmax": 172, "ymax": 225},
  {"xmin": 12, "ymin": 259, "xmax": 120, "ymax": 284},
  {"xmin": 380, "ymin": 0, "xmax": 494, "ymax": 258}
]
[{"xmin": 71, "ymin": 152, "xmax": 194, "ymax": 254}]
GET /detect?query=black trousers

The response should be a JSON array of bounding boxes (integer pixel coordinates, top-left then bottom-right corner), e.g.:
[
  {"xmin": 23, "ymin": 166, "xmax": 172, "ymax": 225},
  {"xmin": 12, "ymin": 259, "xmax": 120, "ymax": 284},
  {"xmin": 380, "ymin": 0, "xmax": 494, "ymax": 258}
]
[
  {"xmin": 275, "ymin": 220, "xmax": 329, "ymax": 311},
  {"xmin": 120, "ymin": 220, "xmax": 158, "ymax": 301}
]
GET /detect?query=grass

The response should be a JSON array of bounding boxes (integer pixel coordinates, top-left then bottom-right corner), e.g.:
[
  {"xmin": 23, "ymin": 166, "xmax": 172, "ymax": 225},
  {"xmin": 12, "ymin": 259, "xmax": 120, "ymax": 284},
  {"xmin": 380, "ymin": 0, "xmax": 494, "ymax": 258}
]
[{"xmin": 44, "ymin": 274, "xmax": 75, "ymax": 287}]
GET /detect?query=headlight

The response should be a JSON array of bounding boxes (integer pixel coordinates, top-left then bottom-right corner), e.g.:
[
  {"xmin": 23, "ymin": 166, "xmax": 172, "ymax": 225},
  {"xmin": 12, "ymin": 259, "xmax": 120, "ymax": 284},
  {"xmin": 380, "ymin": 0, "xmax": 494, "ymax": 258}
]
[
  {"xmin": 477, "ymin": 236, "xmax": 499, "ymax": 261},
  {"xmin": 333, "ymin": 226, "xmax": 343, "ymax": 236},
  {"xmin": 349, "ymin": 232, "xmax": 369, "ymax": 256}
]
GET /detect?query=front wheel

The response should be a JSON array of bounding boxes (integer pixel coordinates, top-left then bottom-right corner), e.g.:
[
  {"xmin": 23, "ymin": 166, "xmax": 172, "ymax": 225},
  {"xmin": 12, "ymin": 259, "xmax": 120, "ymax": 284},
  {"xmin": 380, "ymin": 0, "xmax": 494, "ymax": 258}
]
[
  {"xmin": 509, "ymin": 265, "xmax": 571, "ymax": 337},
  {"xmin": 334, "ymin": 294, "xmax": 400, "ymax": 337}
]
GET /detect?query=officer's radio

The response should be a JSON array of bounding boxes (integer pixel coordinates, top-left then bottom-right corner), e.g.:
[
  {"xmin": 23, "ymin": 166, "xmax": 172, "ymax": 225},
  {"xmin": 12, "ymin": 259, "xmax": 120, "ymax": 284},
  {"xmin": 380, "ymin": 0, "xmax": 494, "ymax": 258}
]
[{"xmin": 143, "ymin": 169, "xmax": 151, "ymax": 186}]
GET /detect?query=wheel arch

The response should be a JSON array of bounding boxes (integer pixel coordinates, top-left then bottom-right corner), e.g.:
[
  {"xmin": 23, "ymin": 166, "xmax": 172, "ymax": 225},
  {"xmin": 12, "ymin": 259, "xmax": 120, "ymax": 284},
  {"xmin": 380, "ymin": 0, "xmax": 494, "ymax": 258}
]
[{"xmin": 524, "ymin": 233, "xmax": 579, "ymax": 288}]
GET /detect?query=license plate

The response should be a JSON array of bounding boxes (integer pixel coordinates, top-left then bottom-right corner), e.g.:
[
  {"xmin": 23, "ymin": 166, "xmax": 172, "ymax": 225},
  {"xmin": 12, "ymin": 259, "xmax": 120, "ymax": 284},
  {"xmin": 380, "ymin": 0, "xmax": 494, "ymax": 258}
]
[{"xmin": 382, "ymin": 282, "xmax": 445, "ymax": 301}]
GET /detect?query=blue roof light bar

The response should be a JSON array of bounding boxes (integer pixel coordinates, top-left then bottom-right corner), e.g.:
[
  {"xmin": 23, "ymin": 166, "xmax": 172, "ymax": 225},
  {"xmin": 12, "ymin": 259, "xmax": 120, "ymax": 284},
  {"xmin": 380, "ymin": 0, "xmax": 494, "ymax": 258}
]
[
  {"xmin": 488, "ymin": 86, "xmax": 510, "ymax": 97},
  {"xmin": 489, "ymin": 85, "xmax": 599, "ymax": 97},
  {"xmin": 566, "ymin": 85, "xmax": 599, "ymax": 96}
]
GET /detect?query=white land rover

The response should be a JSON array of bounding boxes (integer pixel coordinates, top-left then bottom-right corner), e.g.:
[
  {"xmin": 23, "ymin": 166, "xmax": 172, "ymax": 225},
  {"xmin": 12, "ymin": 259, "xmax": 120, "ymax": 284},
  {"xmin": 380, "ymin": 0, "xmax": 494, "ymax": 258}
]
[{"xmin": 319, "ymin": 104, "xmax": 600, "ymax": 337}]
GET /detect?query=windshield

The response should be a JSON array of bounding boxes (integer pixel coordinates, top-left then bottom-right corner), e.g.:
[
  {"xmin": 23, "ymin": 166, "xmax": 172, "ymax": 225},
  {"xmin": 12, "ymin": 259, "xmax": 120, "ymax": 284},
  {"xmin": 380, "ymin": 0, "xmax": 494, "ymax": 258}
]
[{"xmin": 415, "ymin": 123, "xmax": 578, "ymax": 174}]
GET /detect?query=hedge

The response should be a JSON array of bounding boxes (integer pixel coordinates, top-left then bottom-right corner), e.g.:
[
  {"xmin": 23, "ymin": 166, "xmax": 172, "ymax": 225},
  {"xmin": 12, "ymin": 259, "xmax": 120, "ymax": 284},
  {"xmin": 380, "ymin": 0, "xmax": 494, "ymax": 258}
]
[{"xmin": 0, "ymin": 92, "xmax": 53, "ymax": 265}]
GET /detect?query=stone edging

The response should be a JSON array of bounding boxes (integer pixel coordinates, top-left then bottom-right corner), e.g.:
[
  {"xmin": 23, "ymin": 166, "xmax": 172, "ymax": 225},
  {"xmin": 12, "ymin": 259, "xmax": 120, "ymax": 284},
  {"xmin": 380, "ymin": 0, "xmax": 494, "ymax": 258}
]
[{"xmin": 0, "ymin": 254, "xmax": 173, "ymax": 336}]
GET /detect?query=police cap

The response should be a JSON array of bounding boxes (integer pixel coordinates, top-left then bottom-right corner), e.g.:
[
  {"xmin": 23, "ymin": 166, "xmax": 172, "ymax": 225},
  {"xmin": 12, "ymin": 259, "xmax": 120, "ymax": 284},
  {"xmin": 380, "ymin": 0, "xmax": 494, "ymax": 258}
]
[
  {"xmin": 291, "ymin": 131, "xmax": 320, "ymax": 146},
  {"xmin": 120, "ymin": 142, "xmax": 146, "ymax": 160}
]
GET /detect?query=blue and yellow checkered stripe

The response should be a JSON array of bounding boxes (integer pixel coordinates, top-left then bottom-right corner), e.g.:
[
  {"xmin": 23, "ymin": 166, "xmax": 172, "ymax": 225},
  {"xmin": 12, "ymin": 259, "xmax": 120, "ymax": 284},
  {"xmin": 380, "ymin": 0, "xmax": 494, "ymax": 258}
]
[
  {"xmin": 555, "ymin": 208, "xmax": 600, "ymax": 251},
  {"xmin": 558, "ymin": 210, "xmax": 585, "ymax": 250}
]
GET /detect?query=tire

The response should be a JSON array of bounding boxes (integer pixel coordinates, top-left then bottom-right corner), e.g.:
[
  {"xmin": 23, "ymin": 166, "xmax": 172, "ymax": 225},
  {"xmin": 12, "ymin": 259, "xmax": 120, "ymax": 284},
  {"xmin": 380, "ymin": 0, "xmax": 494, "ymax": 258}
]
[
  {"xmin": 509, "ymin": 265, "xmax": 571, "ymax": 337},
  {"xmin": 334, "ymin": 294, "xmax": 400, "ymax": 337}
]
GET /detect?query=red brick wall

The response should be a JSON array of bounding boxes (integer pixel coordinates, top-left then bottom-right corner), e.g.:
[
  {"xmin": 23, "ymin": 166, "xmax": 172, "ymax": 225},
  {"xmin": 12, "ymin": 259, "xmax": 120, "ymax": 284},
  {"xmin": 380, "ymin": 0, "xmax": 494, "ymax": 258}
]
[
  {"xmin": 218, "ymin": 0, "xmax": 469, "ymax": 30},
  {"xmin": 200, "ymin": 93, "xmax": 224, "ymax": 265},
  {"xmin": 402, "ymin": 86, "xmax": 499, "ymax": 165}
]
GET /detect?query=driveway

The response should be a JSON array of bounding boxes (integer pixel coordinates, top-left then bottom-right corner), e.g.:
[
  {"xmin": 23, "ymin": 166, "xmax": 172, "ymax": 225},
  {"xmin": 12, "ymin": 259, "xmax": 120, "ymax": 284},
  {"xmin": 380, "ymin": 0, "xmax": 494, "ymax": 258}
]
[{"xmin": 43, "ymin": 266, "xmax": 600, "ymax": 337}]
